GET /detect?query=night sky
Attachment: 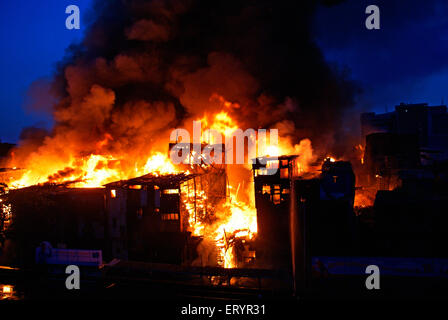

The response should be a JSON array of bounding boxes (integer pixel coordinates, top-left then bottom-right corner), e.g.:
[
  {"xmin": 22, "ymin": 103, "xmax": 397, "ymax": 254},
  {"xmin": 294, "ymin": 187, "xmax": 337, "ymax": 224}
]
[{"xmin": 1, "ymin": 0, "xmax": 447, "ymax": 143}]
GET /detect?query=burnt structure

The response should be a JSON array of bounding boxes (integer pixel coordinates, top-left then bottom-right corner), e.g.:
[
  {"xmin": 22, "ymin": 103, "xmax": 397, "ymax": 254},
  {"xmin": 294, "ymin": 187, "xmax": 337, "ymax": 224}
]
[
  {"xmin": 104, "ymin": 159, "xmax": 228, "ymax": 265},
  {"xmin": 2, "ymin": 142, "xmax": 230, "ymax": 267},
  {"xmin": 309, "ymin": 159, "xmax": 356, "ymax": 255},
  {"xmin": 104, "ymin": 173, "xmax": 197, "ymax": 264},
  {"xmin": 252, "ymin": 156, "xmax": 299, "ymax": 269},
  {"xmin": 253, "ymin": 156, "xmax": 357, "ymax": 274},
  {"xmin": 1, "ymin": 186, "xmax": 105, "ymax": 266},
  {"xmin": 1, "ymin": 169, "xmax": 227, "ymax": 266}
]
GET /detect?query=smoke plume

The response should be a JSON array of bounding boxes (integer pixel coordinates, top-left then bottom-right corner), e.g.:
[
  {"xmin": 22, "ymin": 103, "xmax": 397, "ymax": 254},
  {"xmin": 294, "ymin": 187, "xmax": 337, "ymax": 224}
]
[{"xmin": 11, "ymin": 0, "xmax": 357, "ymax": 173}]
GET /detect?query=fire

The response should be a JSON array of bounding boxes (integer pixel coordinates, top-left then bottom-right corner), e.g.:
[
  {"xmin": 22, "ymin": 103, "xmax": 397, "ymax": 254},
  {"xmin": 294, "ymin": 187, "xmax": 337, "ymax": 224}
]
[
  {"xmin": 182, "ymin": 183, "xmax": 257, "ymax": 268},
  {"xmin": 77, "ymin": 155, "xmax": 122, "ymax": 188},
  {"xmin": 209, "ymin": 93, "xmax": 240, "ymax": 110},
  {"xmin": 4, "ymin": 92, "xmax": 317, "ymax": 269},
  {"xmin": 199, "ymin": 111, "xmax": 239, "ymax": 142},
  {"xmin": 210, "ymin": 112, "xmax": 239, "ymax": 137},
  {"xmin": 265, "ymin": 145, "xmax": 279, "ymax": 157},
  {"xmin": 182, "ymin": 186, "xmax": 207, "ymax": 237},
  {"xmin": 95, "ymin": 133, "xmax": 113, "ymax": 152},
  {"xmin": 143, "ymin": 152, "xmax": 178, "ymax": 176},
  {"xmin": 214, "ymin": 197, "xmax": 257, "ymax": 268},
  {"xmin": 356, "ymin": 144, "xmax": 365, "ymax": 164},
  {"xmin": 9, "ymin": 152, "xmax": 180, "ymax": 189},
  {"xmin": 9, "ymin": 154, "xmax": 126, "ymax": 189},
  {"xmin": 2, "ymin": 285, "xmax": 13, "ymax": 294}
]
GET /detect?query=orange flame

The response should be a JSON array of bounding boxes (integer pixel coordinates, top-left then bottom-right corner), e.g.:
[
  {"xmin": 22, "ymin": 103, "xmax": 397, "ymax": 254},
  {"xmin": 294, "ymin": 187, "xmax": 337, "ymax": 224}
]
[{"xmin": 4, "ymin": 93, "xmax": 319, "ymax": 269}]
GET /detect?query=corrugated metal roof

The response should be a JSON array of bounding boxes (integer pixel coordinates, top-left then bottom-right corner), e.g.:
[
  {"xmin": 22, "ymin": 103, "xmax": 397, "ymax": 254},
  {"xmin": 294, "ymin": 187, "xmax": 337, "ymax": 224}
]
[{"xmin": 103, "ymin": 172, "xmax": 199, "ymax": 188}]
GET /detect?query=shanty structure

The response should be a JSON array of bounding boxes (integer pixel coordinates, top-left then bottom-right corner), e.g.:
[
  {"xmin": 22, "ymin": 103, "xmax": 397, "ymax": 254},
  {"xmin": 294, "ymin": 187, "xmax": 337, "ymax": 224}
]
[
  {"xmin": 103, "ymin": 164, "xmax": 228, "ymax": 265},
  {"xmin": 252, "ymin": 155, "xmax": 299, "ymax": 269},
  {"xmin": 104, "ymin": 173, "xmax": 197, "ymax": 263},
  {"xmin": 1, "ymin": 186, "xmax": 106, "ymax": 266}
]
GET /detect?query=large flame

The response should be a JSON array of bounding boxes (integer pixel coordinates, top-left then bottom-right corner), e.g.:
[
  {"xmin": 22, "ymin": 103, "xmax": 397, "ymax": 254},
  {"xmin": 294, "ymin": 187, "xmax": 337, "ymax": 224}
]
[{"xmin": 5, "ymin": 94, "xmax": 318, "ymax": 269}]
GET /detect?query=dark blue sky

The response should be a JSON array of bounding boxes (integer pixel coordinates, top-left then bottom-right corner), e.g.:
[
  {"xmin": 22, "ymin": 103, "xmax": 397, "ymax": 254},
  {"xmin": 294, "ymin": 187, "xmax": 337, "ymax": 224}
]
[
  {"xmin": 0, "ymin": 0, "xmax": 92, "ymax": 142},
  {"xmin": 313, "ymin": 0, "xmax": 448, "ymax": 113},
  {"xmin": 1, "ymin": 0, "xmax": 447, "ymax": 142}
]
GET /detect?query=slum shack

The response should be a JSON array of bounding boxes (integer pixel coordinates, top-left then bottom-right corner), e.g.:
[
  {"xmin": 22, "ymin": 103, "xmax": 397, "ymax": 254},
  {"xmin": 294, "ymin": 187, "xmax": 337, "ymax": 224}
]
[
  {"xmin": 1, "ymin": 185, "xmax": 105, "ymax": 267},
  {"xmin": 104, "ymin": 173, "xmax": 194, "ymax": 264},
  {"xmin": 252, "ymin": 155, "xmax": 299, "ymax": 269}
]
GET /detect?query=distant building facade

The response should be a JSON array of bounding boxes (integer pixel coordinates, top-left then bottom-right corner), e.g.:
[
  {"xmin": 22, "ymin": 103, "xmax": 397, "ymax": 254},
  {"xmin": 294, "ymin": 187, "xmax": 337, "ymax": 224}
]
[
  {"xmin": 361, "ymin": 103, "xmax": 448, "ymax": 162},
  {"xmin": 361, "ymin": 102, "xmax": 448, "ymax": 191}
]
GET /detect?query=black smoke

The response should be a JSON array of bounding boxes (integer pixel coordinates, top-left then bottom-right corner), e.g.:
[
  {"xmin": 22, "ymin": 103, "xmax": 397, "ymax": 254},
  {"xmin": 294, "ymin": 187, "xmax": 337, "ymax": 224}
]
[{"xmin": 18, "ymin": 0, "xmax": 358, "ymax": 168}]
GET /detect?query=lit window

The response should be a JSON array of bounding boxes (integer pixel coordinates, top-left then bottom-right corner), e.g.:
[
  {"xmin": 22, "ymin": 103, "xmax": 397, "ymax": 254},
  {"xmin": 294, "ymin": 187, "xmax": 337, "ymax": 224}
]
[
  {"xmin": 262, "ymin": 185, "xmax": 271, "ymax": 194},
  {"xmin": 161, "ymin": 213, "xmax": 179, "ymax": 220},
  {"xmin": 163, "ymin": 189, "xmax": 179, "ymax": 194},
  {"xmin": 272, "ymin": 194, "xmax": 281, "ymax": 205},
  {"xmin": 266, "ymin": 160, "xmax": 279, "ymax": 170},
  {"xmin": 110, "ymin": 189, "xmax": 116, "ymax": 198},
  {"xmin": 129, "ymin": 185, "xmax": 142, "ymax": 190},
  {"xmin": 280, "ymin": 168, "xmax": 289, "ymax": 179},
  {"xmin": 2, "ymin": 285, "xmax": 12, "ymax": 294}
]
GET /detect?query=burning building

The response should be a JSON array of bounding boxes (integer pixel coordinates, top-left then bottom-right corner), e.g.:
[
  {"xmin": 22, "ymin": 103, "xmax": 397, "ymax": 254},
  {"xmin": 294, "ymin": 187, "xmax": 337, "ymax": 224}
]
[
  {"xmin": 252, "ymin": 155, "xmax": 299, "ymax": 269},
  {"xmin": 253, "ymin": 155, "xmax": 357, "ymax": 271},
  {"xmin": 0, "ymin": 0, "xmax": 361, "ymax": 279},
  {"xmin": 104, "ymin": 172, "xmax": 197, "ymax": 263}
]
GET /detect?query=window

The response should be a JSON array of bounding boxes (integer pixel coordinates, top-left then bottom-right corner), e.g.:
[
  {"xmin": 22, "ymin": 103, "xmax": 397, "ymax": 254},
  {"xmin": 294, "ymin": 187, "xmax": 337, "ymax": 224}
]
[
  {"xmin": 280, "ymin": 167, "xmax": 289, "ymax": 179},
  {"xmin": 272, "ymin": 194, "xmax": 281, "ymax": 205},
  {"xmin": 110, "ymin": 189, "xmax": 117, "ymax": 198},
  {"xmin": 129, "ymin": 185, "xmax": 142, "ymax": 190},
  {"xmin": 262, "ymin": 185, "xmax": 271, "ymax": 194},
  {"xmin": 266, "ymin": 160, "xmax": 279, "ymax": 171},
  {"xmin": 161, "ymin": 213, "xmax": 179, "ymax": 221},
  {"xmin": 272, "ymin": 185, "xmax": 281, "ymax": 204},
  {"xmin": 163, "ymin": 189, "xmax": 179, "ymax": 194}
]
